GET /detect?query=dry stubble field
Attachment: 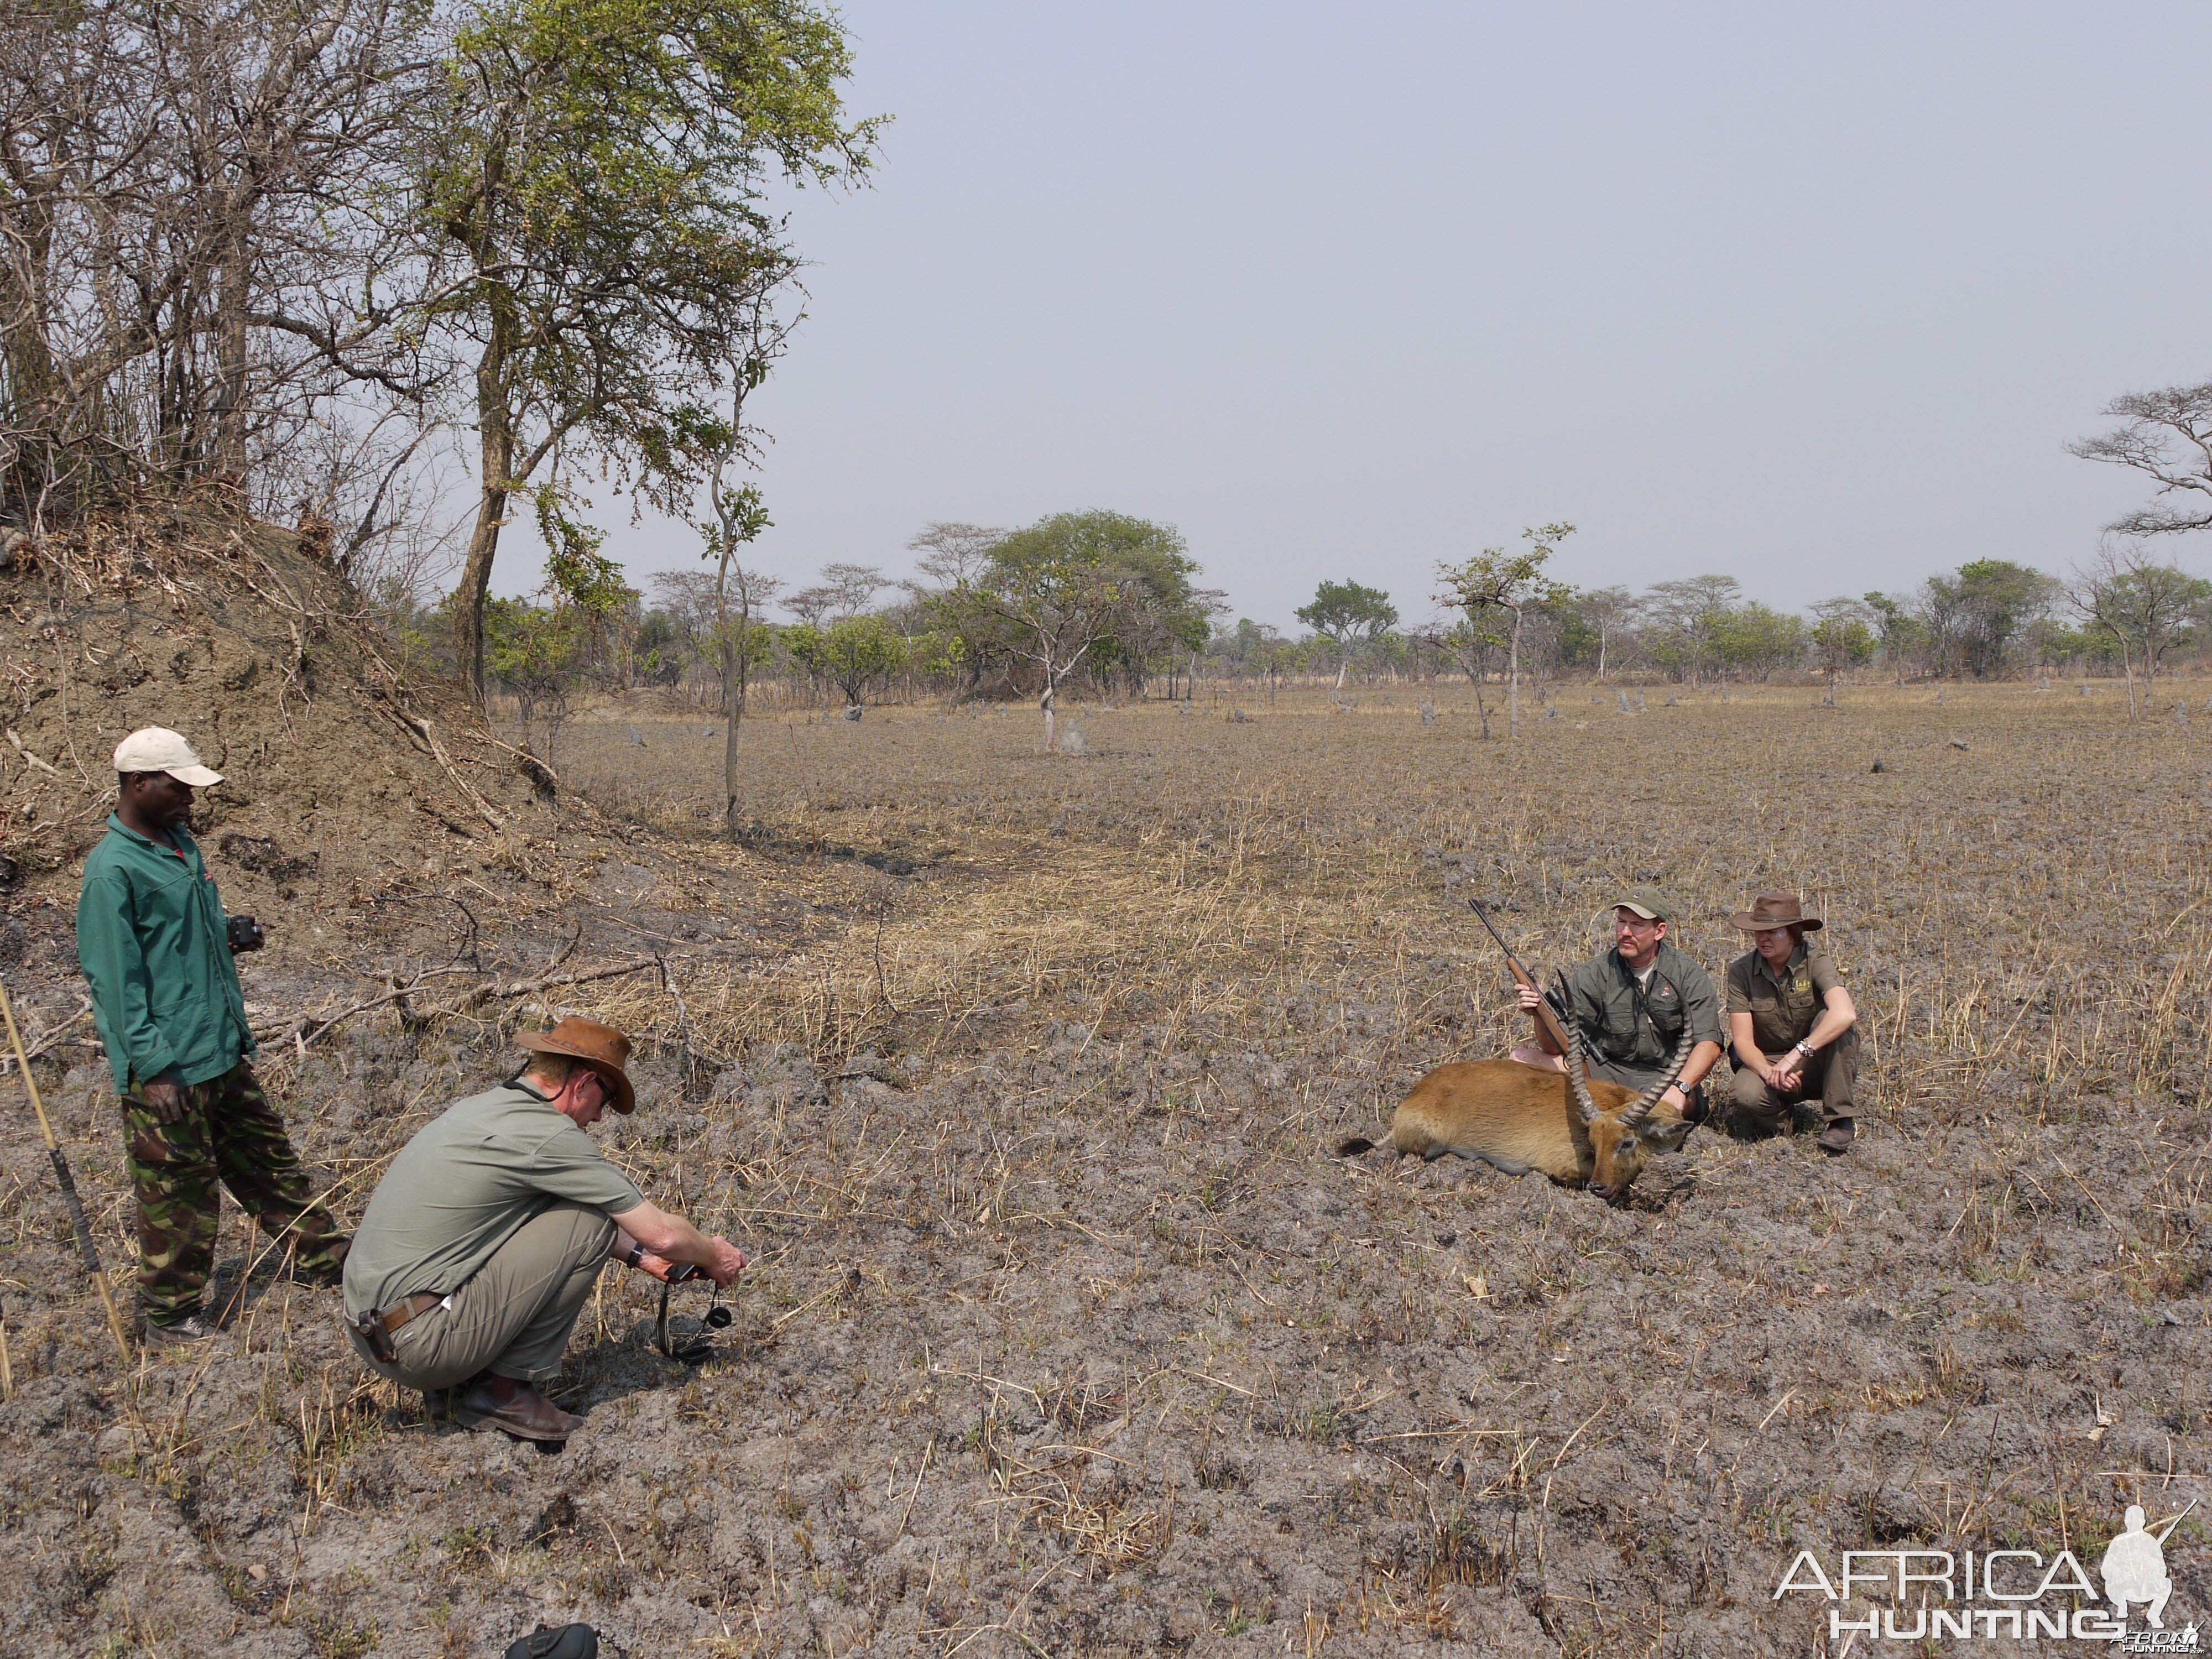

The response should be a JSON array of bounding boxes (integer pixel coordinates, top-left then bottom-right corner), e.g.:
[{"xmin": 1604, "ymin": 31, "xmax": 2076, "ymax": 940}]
[{"xmin": 7, "ymin": 680, "xmax": 2212, "ymax": 1657}]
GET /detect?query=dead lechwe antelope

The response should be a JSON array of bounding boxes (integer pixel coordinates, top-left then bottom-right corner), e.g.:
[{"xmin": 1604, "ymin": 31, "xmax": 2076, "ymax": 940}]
[{"xmin": 1337, "ymin": 1020, "xmax": 1694, "ymax": 1202}]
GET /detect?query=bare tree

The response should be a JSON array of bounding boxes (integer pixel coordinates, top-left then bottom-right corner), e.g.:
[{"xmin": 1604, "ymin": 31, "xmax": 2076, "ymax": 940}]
[
  {"xmin": 816, "ymin": 561, "xmax": 888, "ymax": 619},
  {"xmin": 1, "ymin": 0, "xmax": 434, "ymax": 523},
  {"xmin": 906, "ymin": 521, "xmax": 1004, "ymax": 588},
  {"xmin": 2072, "ymin": 382, "xmax": 2212, "ymax": 538},
  {"xmin": 2072, "ymin": 539, "xmax": 2212, "ymax": 719},
  {"xmin": 1580, "ymin": 584, "xmax": 1638, "ymax": 679}
]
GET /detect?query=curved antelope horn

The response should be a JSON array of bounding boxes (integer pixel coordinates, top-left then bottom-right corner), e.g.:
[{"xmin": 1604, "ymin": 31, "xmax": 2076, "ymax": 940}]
[
  {"xmin": 1618, "ymin": 1022, "xmax": 1695, "ymax": 1128},
  {"xmin": 1554, "ymin": 973, "xmax": 1602, "ymax": 1125}
]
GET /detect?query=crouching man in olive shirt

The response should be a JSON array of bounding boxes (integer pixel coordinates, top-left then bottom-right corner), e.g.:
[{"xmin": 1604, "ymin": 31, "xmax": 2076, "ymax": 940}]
[{"xmin": 342, "ymin": 1018, "xmax": 746, "ymax": 1443}]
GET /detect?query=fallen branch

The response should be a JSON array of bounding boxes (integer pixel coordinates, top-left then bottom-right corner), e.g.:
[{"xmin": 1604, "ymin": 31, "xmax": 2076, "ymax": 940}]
[
  {"xmin": 0, "ymin": 999, "xmax": 94, "ymax": 1066},
  {"xmin": 373, "ymin": 705, "xmax": 507, "ymax": 832},
  {"xmin": 250, "ymin": 956, "xmax": 675, "ymax": 1050}
]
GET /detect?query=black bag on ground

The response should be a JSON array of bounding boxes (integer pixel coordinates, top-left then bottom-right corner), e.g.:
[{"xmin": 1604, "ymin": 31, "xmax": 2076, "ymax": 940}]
[{"xmin": 503, "ymin": 1624, "xmax": 598, "ymax": 1659}]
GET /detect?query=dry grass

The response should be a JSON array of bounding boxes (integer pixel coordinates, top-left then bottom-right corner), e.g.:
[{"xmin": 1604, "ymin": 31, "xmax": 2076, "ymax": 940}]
[{"xmin": 7, "ymin": 676, "xmax": 2212, "ymax": 1656}]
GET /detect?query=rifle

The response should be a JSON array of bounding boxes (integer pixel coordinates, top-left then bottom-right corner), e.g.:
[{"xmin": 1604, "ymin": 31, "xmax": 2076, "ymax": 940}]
[{"xmin": 1465, "ymin": 896, "xmax": 1574, "ymax": 1058}]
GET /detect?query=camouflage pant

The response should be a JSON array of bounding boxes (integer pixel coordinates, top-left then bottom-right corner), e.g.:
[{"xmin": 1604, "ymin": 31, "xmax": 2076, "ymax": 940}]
[{"xmin": 123, "ymin": 1062, "xmax": 349, "ymax": 1322}]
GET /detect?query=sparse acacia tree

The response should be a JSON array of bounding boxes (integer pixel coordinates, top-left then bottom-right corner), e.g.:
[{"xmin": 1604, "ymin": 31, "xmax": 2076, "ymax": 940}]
[
  {"xmin": 2072, "ymin": 542, "xmax": 2211, "ymax": 718},
  {"xmin": 784, "ymin": 614, "xmax": 909, "ymax": 711},
  {"xmin": 1295, "ymin": 580, "xmax": 1397, "ymax": 688},
  {"xmin": 2071, "ymin": 381, "xmax": 2212, "ymax": 539},
  {"xmin": 964, "ymin": 510, "xmax": 1182, "ymax": 752},
  {"xmin": 1578, "ymin": 585, "xmax": 1638, "ymax": 679},
  {"xmin": 1435, "ymin": 523, "xmax": 1574, "ymax": 738}
]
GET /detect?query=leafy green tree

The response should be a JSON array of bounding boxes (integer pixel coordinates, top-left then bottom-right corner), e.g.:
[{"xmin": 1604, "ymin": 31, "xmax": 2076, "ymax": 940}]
[
  {"xmin": 1861, "ymin": 592, "xmax": 1924, "ymax": 677},
  {"xmin": 1809, "ymin": 597, "xmax": 1876, "ymax": 685},
  {"xmin": 1639, "ymin": 574, "xmax": 1741, "ymax": 684},
  {"xmin": 484, "ymin": 597, "xmax": 585, "ymax": 765},
  {"xmin": 428, "ymin": 0, "xmax": 880, "ymax": 702},
  {"xmin": 1921, "ymin": 560, "xmax": 2058, "ymax": 678},
  {"xmin": 963, "ymin": 510, "xmax": 1195, "ymax": 749},
  {"xmin": 1711, "ymin": 602, "xmax": 1806, "ymax": 682},
  {"xmin": 1295, "ymin": 580, "xmax": 1398, "ymax": 688},
  {"xmin": 784, "ymin": 614, "xmax": 910, "ymax": 711},
  {"xmin": 1435, "ymin": 524, "xmax": 1573, "ymax": 737}
]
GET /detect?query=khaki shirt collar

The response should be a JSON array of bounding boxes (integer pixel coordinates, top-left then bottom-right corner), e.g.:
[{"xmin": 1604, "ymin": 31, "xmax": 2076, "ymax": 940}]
[{"xmin": 1747, "ymin": 941, "xmax": 1808, "ymax": 993}]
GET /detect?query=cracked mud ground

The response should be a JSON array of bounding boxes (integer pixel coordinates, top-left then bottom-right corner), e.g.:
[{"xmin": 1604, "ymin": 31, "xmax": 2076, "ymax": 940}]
[{"xmin": 3, "ymin": 684, "xmax": 2209, "ymax": 1656}]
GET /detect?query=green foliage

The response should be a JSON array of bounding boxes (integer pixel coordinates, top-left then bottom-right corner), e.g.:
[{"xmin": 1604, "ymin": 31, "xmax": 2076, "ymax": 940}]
[
  {"xmin": 533, "ymin": 484, "xmax": 628, "ymax": 613},
  {"xmin": 1923, "ymin": 559, "xmax": 2058, "ymax": 677},
  {"xmin": 1861, "ymin": 592, "xmax": 1924, "ymax": 667},
  {"xmin": 1295, "ymin": 581, "xmax": 1398, "ymax": 651},
  {"xmin": 954, "ymin": 509, "xmax": 1208, "ymax": 700},
  {"xmin": 433, "ymin": 0, "xmax": 880, "ymax": 689},
  {"xmin": 1710, "ymin": 602, "xmax": 1807, "ymax": 680},
  {"xmin": 784, "ymin": 613, "xmax": 910, "ymax": 705},
  {"xmin": 1809, "ymin": 615, "xmax": 1876, "ymax": 672}
]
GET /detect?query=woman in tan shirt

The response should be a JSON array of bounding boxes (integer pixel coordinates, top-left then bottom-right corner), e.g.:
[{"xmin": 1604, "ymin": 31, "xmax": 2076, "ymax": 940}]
[{"xmin": 1724, "ymin": 893, "xmax": 1860, "ymax": 1154}]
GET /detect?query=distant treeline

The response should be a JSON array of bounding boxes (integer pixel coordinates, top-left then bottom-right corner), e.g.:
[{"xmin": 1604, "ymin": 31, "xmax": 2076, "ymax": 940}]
[{"xmin": 368, "ymin": 518, "xmax": 2212, "ymax": 768}]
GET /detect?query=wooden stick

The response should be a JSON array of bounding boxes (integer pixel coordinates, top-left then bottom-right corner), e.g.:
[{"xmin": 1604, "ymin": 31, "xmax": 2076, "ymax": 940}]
[{"xmin": 0, "ymin": 979, "xmax": 133, "ymax": 1362}]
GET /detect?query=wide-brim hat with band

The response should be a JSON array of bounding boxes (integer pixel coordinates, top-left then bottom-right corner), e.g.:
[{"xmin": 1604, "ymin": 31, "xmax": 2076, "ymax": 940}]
[
  {"xmin": 1606, "ymin": 884, "xmax": 1677, "ymax": 922},
  {"xmin": 113, "ymin": 726, "xmax": 223, "ymax": 787},
  {"xmin": 1730, "ymin": 891, "xmax": 1823, "ymax": 932},
  {"xmin": 519, "ymin": 1016, "xmax": 638, "ymax": 1114}
]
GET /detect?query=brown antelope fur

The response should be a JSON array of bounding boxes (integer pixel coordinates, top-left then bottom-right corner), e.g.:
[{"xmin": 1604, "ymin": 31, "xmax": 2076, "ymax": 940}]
[{"xmin": 1337, "ymin": 1024, "xmax": 1694, "ymax": 1203}]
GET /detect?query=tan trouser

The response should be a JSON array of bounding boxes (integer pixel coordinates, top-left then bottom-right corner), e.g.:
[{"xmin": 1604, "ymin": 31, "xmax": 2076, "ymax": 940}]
[
  {"xmin": 345, "ymin": 1202, "xmax": 613, "ymax": 1388},
  {"xmin": 1729, "ymin": 1028, "xmax": 1858, "ymax": 1129}
]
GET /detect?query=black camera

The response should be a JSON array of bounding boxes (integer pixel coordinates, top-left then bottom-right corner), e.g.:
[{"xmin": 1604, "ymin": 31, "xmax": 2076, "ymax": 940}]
[{"xmin": 226, "ymin": 915, "xmax": 266, "ymax": 953}]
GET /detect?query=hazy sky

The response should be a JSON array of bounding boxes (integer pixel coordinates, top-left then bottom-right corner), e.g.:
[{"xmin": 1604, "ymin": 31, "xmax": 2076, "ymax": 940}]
[{"xmin": 502, "ymin": 2, "xmax": 2212, "ymax": 630}]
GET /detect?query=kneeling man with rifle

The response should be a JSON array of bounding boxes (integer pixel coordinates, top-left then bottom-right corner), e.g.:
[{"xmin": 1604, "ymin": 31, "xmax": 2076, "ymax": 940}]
[
  {"xmin": 1506, "ymin": 886, "xmax": 1726, "ymax": 1120},
  {"xmin": 343, "ymin": 1017, "xmax": 746, "ymax": 1443}
]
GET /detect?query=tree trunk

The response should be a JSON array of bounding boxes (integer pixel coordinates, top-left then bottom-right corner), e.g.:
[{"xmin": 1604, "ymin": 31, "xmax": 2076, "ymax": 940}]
[
  {"xmin": 1506, "ymin": 604, "xmax": 1523, "ymax": 739},
  {"xmin": 453, "ymin": 307, "xmax": 516, "ymax": 703},
  {"xmin": 714, "ymin": 545, "xmax": 741, "ymax": 834},
  {"xmin": 1040, "ymin": 681, "xmax": 1056, "ymax": 753},
  {"xmin": 1335, "ymin": 654, "xmax": 1348, "ymax": 690},
  {"xmin": 211, "ymin": 210, "xmax": 251, "ymax": 479}
]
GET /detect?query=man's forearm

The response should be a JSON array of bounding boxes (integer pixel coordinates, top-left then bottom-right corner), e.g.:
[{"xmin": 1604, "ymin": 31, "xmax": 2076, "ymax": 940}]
[
  {"xmin": 614, "ymin": 1205, "xmax": 714, "ymax": 1267},
  {"xmin": 1678, "ymin": 1040, "xmax": 1723, "ymax": 1090}
]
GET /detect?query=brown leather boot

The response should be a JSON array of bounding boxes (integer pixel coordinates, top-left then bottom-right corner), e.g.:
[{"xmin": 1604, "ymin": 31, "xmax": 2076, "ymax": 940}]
[
  {"xmin": 456, "ymin": 1376, "xmax": 584, "ymax": 1443},
  {"xmin": 1817, "ymin": 1117, "xmax": 1856, "ymax": 1155}
]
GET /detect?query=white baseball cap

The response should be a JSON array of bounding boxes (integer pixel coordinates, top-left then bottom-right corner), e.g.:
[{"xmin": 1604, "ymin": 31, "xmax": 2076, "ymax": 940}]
[{"xmin": 112, "ymin": 727, "xmax": 223, "ymax": 786}]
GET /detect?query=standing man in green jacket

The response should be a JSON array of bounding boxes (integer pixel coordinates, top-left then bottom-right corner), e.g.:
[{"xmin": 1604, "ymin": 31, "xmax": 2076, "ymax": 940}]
[{"xmin": 76, "ymin": 727, "xmax": 348, "ymax": 1344}]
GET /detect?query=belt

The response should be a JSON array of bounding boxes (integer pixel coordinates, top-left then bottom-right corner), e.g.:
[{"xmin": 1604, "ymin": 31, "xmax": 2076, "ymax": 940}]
[{"xmin": 371, "ymin": 1291, "xmax": 447, "ymax": 1338}]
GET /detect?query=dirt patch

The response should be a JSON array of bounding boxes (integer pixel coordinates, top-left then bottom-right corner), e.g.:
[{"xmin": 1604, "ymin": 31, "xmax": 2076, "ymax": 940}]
[{"xmin": 2, "ymin": 667, "xmax": 2209, "ymax": 1654}]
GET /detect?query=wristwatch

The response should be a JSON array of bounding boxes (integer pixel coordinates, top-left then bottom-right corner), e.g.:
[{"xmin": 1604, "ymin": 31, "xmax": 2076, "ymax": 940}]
[
  {"xmin": 622, "ymin": 1238, "xmax": 646, "ymax": 1270},
  {"xmin": 1793, "ymin": 1040, "xmax": 1816, "ymax": 1057}
]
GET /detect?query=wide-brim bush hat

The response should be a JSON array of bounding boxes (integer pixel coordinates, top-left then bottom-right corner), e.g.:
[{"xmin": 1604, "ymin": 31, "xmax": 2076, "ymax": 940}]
[
  {"xmin": 1730, "ymin": 891, "xmax": 1823, "ymax": 932},
  {"xmin": 518, "ymin": 1016, "xmax": 638, "ymax": 1113}
]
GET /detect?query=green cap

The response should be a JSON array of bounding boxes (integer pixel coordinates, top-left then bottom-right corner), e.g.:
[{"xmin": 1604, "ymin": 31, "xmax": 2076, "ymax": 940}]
[{"xmin": 1608, "ymin": 884, "xmax": 1675, "ymax": 922}]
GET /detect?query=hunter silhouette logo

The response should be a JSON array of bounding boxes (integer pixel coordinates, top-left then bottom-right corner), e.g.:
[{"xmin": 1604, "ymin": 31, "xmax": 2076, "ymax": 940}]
[
  {"xmin": 2104, "ymin": 1505, "xmax": 2178, "ymax": 1628},
  {"xmin": 1772, "ymin": 1500, "xmax": 2197, "ymax": 1644}
]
